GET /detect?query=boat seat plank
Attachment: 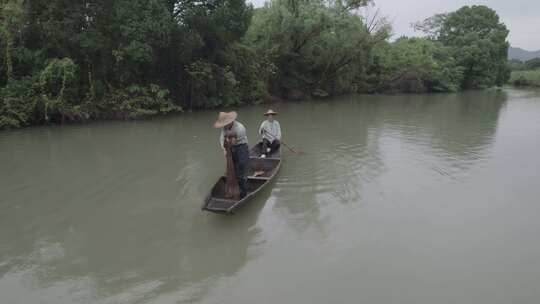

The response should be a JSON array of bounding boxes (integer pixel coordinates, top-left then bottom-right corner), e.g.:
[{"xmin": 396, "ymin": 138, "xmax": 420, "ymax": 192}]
[
  {"xmin": 208, "ymin": 198, "xmax": 236, "ymax": 204},
  {"xmin": 205, "ymin": 198, "xmax": 236, "ymax": 211},
  {"xmin": 249, "ymin": 156, "xmax": 280, "ymax": 160},
  {"xmin": 248, "ymin": 176, "xmax": 270, "ymax": 181}
]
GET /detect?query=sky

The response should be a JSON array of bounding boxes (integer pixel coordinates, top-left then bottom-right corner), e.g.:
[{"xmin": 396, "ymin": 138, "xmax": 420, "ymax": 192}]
[{"xmin": 248, "ymin": 0, "xmax": 540, "ymax": 50}]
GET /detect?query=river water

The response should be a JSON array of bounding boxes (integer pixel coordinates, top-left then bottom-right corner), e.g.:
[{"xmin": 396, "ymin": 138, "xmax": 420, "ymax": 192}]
[{"xmin": 1, "ymin": 88, "xmax": 540, "ymax": 304}]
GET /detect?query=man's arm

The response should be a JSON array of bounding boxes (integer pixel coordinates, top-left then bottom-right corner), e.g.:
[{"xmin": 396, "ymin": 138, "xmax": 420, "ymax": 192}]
[
  {"xmin": 276, "ymin": 121, "xmax": 282, "ymax": 140},
  {"xmin": 259, "ymin": 121, "xmax": 264, "ymax": 135}
]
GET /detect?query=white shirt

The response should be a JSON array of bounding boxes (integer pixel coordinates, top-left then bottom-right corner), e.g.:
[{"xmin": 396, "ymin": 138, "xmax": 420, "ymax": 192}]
[{"xmin": 259, "ymin": 120, "xmax": 281, "ymax": 143}]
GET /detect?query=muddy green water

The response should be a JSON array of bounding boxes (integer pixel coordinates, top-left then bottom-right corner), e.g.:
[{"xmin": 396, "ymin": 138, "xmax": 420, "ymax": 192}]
[{"xmin": 1, "ymin": 88, "xmax": 540, "ymax": 304}]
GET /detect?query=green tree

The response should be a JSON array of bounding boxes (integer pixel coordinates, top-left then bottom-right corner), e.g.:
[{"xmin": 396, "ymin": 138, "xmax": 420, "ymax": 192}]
[
  {"xmin": 0, "ymin": 1, "xmax": 519, "ymax": 129},
  {"xmin": 245, "ymin": 0, "xmax": 383, "ymax": 98},
  {"xmin": 525, "ymin": 58, "xmax": 540, "ymax": 70},
  {"xmin": 0, "ymin": 0, "xmax": 24, "ymax": 83},
  {"xmin": 173, "ymin": 0, "xmax": 254, "ymax": 108},
  {"xmin": 417, "ymin": 5, "xmax": 510, "ymax": 88}
]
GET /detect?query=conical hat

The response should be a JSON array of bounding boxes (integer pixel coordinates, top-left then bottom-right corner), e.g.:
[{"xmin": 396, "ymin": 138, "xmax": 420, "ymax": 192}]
[
  {"xmin": 263, "ymin": 109, "xmax": 278, "ymax": 116},
  {"xmin": 214, "ymin": 111, "xmax": 237, "ymax": 128}
]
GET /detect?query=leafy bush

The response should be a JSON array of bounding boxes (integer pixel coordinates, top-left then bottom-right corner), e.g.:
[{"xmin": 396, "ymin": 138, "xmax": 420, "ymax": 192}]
[
  {"xmin": 38, "ymin": 58, "xmax": 83, "ymax": 123},
  {"xmin": 370, "ymin": 38, "xmax": 463, "ymax": 93},
  {"xmin": 224, "ymin": 43, "xmax": 275, "ymax": 104},
  {"xmin": 0, "ymin": 76, "xmax": 40, "ymax": 128},
  {"xmin": 185, "ymin": 60, "xmax": 241, "ymax": 108},
  {"xmin": 510, "ymin": 70, "xmax": 540, "ymax": 87},
  {"xmin": 97, "ymin": 84, "xmax": 181, "ymax": 119}
]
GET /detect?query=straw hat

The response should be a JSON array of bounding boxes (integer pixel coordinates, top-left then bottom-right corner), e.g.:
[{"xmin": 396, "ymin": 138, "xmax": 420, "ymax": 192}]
[
  {"xmin": 214, "ymin": 111, "xmax": 237, "ymax": 128},
  {"xmin": 264, "ymin": 109, "xmax": 278, "ymax": 116}
]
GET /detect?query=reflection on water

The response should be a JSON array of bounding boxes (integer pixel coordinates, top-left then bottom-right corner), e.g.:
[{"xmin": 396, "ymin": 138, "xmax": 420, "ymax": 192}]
[
  {"xmin": 272, "ymin": 90, "xmax": 507, "ymax": 234},
  {"xmin": 2, "ymin": 88, "xmax": 540, "ymax": 304},
  {"xmin": 0, "ymin": 117, "xmax": 270, "ymax": 303}
]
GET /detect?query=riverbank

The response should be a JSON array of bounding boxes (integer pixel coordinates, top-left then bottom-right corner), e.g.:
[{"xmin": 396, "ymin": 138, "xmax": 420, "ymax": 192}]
[{"xmin": 1, "ymin": 87, "xmax": 510, "ymax": 132}]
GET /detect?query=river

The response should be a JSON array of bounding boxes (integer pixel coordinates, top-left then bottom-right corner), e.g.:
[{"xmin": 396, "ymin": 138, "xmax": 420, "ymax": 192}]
[{"xmin": 1, "ymin": 88, "xmax": 540, "ymax": 304}]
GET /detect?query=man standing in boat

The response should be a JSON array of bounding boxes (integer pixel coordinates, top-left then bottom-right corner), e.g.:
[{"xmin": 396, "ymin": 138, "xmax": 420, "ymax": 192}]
[
  {"xmin": 215, "ymin": 112, "xmax": 249, "ymax": 198},
  {"xmin": 259, "ymin": 109, "xmax": 281, "ymax": 158}
]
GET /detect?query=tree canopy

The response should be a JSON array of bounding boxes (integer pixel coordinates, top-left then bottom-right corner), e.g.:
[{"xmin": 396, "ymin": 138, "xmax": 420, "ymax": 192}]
[
  {"xmin": 0, "ymin": 1, "xmax": 511, "ymax": 129},
  {"xmin": 416, "ymin": 5, "xmax": 510, "ymax": 88}
]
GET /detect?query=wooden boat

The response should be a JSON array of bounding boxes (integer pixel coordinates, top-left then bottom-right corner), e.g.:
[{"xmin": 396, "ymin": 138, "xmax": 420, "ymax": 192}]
[{"xmin": 202, "ymin": 142, "xmax": 281, "ymax": 214}]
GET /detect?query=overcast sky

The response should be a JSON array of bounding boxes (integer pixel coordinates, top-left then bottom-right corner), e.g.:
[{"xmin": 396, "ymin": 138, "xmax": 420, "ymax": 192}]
[{"xmin": 248, "ymin": 0, "xmax": 540, "ymax": 50}]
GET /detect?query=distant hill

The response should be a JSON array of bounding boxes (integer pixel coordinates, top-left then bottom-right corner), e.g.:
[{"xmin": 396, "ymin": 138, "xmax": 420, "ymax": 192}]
[{"xmin": 509, "ymin": 47, "xmax": 540, "ymax": 61}]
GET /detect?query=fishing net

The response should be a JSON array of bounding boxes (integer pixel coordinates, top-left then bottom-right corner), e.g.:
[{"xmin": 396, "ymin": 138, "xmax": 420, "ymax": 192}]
[{"xmin": 224, "ymin": 140, "xmax": 240, "ymax": 199}]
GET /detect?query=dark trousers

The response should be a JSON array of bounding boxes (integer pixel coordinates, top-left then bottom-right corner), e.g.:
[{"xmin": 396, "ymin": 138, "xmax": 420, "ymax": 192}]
[
  {"xmin": 262, "ymin": 138, "xmax": 280, "ymax": 155},
  {"xmin": 231, "ymin": 143, "xmax": 249, "ymax": 197}
]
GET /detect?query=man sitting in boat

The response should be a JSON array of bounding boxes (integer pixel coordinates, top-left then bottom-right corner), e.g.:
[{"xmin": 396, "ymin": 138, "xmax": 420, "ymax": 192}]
[
  {"xmin": 215, "ymin": 111, "xmax": 249, "ymax": 198},
  {"xmin": 258, "ymin": 109, "xmax": 281, "ymax": 158}
]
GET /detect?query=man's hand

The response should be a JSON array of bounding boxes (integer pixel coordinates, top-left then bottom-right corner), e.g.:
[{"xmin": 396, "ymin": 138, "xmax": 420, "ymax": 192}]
[{"xmin": 222, "ymin": 148, "xmax": 227, "ymax": 157}]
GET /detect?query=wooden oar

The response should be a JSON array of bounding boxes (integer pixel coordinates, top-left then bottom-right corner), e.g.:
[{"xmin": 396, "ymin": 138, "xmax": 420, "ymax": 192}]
[{"xmin": 262, "ymin": 129, "xmax": 303, "ymax": 154}]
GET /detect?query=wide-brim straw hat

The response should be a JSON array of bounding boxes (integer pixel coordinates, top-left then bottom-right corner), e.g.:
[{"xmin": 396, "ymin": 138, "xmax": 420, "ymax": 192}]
[
  {"xmin": 264, "ymin": 109, "xmax": 278, "ymax": 116},
  {"xmin": 214, "ymin": 111, "xmax": 237, "ymax": 128}
]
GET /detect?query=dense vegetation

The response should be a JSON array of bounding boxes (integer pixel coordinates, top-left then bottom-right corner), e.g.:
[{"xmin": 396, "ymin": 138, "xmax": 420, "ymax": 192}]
[
  {"xmin": 508, "ymin": 56, "xmax": 540, "ymax": 87},
  {"xmin": 1, "ymin": 1, "xmax": 510, "ymax": 129},
  {"xmin": 510, "ymin": 70, "xmax": 540, "ymax": 87}
]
